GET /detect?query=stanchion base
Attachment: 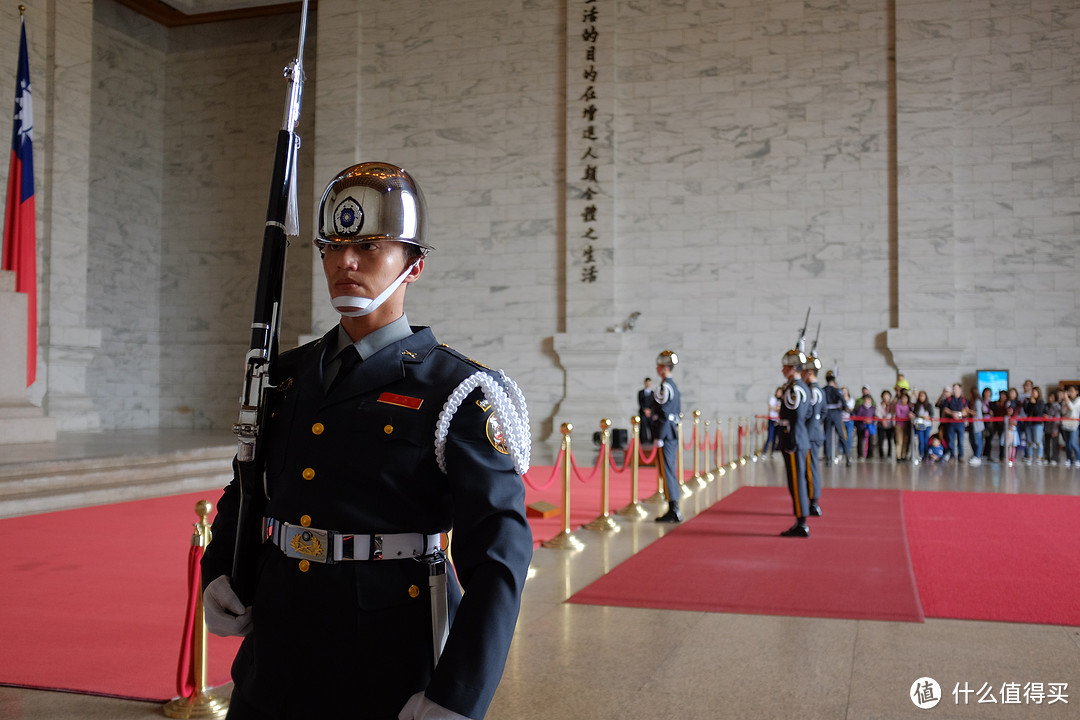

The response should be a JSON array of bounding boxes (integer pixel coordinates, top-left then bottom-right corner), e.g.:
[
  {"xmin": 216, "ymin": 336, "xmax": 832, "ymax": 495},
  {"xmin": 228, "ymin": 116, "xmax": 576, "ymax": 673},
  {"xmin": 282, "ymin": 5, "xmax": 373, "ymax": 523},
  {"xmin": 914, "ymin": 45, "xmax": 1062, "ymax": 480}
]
[
  {"xmin": 680, "ymin": 483, "xmax": 694, "ymax": 499},
  {"xmin": 616, "ymin": 501, "xmax": 649, "ymax": 520},
  {"xmin": 693, "ymin": 475, "xmax": 707, "ymax": 489},
  {"xmin": 705, "ymin": 471, "xmax": 716, "ymax": 482},
  {"xmin": 644, "ymin": 491, "xmax": 666, "ymax": 504},
  {"xmin": 585, "ymin": 514, "xmax": 620, "ymax": 532},
  {"xmin": 163, "ymin": 691, "xmax": 229, "ymax": 719},
  {"xmin": 541, "ymin": 529, "xmax": 585, "ymax": 550}
]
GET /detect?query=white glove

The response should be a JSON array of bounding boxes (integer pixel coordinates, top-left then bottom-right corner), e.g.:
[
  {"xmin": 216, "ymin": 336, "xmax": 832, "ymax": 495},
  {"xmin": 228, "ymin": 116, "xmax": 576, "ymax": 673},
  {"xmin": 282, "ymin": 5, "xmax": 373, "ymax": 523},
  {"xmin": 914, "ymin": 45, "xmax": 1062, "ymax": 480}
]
[
  {"xmin": 398, "ymin": 691, "xmax": 473, "ymax": 720},
  {"xmin": 203, "ymin": 575, "xmax": 253, "ymax": 637}
]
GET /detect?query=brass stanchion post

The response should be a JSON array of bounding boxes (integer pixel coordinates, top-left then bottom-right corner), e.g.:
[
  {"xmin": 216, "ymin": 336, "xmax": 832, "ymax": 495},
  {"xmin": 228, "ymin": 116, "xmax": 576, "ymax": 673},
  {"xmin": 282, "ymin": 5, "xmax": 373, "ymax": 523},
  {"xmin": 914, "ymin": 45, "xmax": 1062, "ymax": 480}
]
[
  {"xmin": 714, "ymin": 418, "xmax": 726, "ymax": 477},
  {"xmin": 164, "ymin": 500, "xmax": 229, "ymax": 719},
  {"xmin": 541, "ymin": 424, "xmax": 585, "ymax": 550},
  {"xmin": 678, "ymin": 413, "xmax": 692, "ymax": 497},
  {"xmin": 617, "ymin": 416, "xmax": 649, "ymax": 519},
  {"xmin": 691, "ymin": 410, "xmax": 707, "ymax": 488},
  {"xmin": 751, "ymin": 417, "xmax": 760, "ymax": 462},
  {"xmin": 586, "ymin": 419, "xmax": 620, "ymax": 531},
  {"xmin": 727, "ymin": 417, "xmax": 737, "ymax": 469},
  {"xmin": 738, "ymin": 417, "xmax": 748, "ymax": 466},
  {"xmin": 704, "ymin": 418, "xmax": 716, "ymax": 482}
]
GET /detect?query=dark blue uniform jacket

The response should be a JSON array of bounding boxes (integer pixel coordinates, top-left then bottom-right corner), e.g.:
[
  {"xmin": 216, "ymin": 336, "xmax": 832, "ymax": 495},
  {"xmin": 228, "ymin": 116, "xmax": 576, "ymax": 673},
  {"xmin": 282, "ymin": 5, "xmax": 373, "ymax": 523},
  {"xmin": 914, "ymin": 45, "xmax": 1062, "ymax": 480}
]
[
  {"xmin": 777, "ymin": 377, "xmax": 811, "ymax": 452},
  {"xmin": 203, "ymin": 326, "xmax": 532, "ymax": 719}
]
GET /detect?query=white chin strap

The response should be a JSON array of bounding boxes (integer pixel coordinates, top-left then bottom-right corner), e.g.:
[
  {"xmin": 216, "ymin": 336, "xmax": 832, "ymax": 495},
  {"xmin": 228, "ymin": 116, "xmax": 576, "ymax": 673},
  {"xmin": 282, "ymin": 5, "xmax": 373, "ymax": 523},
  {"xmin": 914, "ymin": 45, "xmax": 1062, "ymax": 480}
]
[{"xmin": 332, "ymin": 259, "xmax": 421, "ymax": 318}]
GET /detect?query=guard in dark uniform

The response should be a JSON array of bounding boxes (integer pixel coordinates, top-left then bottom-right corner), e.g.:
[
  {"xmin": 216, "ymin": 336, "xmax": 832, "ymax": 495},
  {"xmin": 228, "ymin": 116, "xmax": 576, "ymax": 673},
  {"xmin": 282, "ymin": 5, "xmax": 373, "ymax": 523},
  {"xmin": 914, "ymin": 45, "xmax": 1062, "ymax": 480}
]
[
  {"xmin": 777, "ymin": 345, "xmax": 811, "ymax": 537},
  {"xmin": 822, "ymin": 370, "xmax": 851, "ymax": 466},
  {"xmin": 802, "ymin": 355, "xmax": 824, "ymax": 518},
  {"xmin": 201, "ymin": 163, "xmax": 533, "ymax": 720},
  {"xmin": 652, "ymin": 350, "xmax": 683, "ymax": 523}
]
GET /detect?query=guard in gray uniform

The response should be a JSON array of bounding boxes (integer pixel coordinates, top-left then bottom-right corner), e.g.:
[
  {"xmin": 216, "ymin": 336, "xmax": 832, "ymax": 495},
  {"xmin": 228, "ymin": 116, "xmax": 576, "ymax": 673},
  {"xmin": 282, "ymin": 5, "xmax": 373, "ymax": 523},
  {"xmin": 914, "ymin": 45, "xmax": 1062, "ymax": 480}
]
[
  {"xmin": 778, "ymin": 345, "xmax": 811, "ymax": 537},
  {"xmin": 652, "ymin": 350, "xmax": 683, "ymax": 523},
  {"xmin": 201, "ymin": 163, "xmax": 533, "ymax": 720},
  {"xmin": 802, "ymin": 355, "xmax": 824, "ymax": 518},
  {"xmin": 822, "ymin": 370, "xmax": 851, "ymax": 466}
]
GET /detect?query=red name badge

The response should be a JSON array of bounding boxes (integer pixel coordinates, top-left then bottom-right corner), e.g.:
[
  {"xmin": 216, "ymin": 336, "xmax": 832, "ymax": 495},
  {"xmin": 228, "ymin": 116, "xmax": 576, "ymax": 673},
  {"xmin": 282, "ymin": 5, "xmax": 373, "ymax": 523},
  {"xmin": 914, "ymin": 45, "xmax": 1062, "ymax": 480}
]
[{"xmin": 378, "ymin": 392, "xmax": 424, "ymax": 410}]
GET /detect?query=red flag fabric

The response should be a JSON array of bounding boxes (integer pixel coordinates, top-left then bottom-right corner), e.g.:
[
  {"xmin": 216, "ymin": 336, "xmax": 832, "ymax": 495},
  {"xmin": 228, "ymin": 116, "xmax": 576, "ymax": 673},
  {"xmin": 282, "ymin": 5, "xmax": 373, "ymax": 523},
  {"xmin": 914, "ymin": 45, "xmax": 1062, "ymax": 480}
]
[{"xmin": 3, "ymin": 16, "xmax": 36, "ymax": 386}]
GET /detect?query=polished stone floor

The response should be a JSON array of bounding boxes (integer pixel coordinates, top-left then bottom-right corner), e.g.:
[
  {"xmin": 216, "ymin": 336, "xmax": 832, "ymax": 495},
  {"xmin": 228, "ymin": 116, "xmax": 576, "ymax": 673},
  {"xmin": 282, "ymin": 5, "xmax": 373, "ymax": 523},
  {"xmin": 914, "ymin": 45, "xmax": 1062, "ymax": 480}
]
[{"xmin": 1, "ymin": 435, "xmax": 1079, "ymax": 720}]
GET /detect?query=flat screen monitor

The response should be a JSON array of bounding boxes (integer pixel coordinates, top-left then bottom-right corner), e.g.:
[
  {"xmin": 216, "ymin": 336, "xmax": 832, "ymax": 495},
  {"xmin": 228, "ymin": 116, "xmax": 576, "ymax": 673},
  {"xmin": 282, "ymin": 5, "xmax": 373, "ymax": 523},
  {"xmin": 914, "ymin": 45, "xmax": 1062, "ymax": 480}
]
[{"xmin": 977, "ymin": 369, "xmax": 1009, "ymax": 398}]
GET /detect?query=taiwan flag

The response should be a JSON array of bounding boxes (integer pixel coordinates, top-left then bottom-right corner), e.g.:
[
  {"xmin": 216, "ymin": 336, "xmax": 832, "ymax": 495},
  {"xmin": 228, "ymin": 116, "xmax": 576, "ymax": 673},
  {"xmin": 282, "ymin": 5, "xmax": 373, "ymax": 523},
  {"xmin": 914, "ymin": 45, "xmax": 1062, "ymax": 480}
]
[{"xmin": 3, "ymin": 16, "xmax": 36, "ymax": 386}]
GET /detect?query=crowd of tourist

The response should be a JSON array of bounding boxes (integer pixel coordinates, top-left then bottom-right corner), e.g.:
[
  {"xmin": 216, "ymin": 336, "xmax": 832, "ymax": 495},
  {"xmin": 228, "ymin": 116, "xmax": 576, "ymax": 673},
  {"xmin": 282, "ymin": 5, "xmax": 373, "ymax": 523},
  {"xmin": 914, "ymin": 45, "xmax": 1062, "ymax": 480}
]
[{"xmin": 765, "ymin": 375, "xmax": 1080, "ymax": 468}]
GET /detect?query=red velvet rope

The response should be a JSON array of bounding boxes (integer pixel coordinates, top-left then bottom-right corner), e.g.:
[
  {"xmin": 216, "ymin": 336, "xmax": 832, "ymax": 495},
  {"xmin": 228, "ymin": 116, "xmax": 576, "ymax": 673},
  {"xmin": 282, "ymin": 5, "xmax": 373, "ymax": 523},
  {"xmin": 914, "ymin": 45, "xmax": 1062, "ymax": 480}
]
[
  {"xmin": 569, "ymin": 446, "xmax": 604, "ymax": 483},
  {"xmin": 521, "ymin": 447, "xmax": 564, "ymax": 491},
  {"xmin": 637, "ymin": 441, "xmax": 658, "ymax": 465},
  {"xmin": 681, "ymin": 425, "xmax": 695, "ymax": 451},
  {"xmin": 608, "ymin": 437, "xmax": 635, "ymax": 473},
  {"xmin": 175, "ymin": 543, "xmax": 203, "ymax": 699}
]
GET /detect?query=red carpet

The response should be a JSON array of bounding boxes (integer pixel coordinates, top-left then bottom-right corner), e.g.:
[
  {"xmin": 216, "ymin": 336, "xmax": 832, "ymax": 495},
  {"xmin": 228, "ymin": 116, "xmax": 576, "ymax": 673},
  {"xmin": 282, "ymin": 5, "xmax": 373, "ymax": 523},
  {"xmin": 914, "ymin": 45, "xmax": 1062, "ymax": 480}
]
[
  {"xmin": 0, "ymin": 492, "xmax": 242, "ymax": 702},
  {"xmin": 7, "ymin": 484, "xmax": 1076, "ymax": 701},
  {"xmin": 903, "ymin": 491, "xmax": 1080, "ymax": 626},
  {"xmin": 569, "ymin": 486, "xmax": 925, "ymax": 622}
]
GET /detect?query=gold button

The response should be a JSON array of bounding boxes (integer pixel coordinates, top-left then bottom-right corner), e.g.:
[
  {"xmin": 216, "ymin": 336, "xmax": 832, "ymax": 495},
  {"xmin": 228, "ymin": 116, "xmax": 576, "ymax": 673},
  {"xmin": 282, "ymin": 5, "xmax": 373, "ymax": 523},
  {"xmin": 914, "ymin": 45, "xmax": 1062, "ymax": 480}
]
[
  {"xmin": 302, "ymin": 467, "xmax": 315, "ymax": 480},
  {"xmin": 312, "ymin": 422, "xmax": 324, "ymax": 435},
  {"xmin": 298, "ymin": 560, "xmax": 310, "ymax": 572},
  {"xmin": 300, "ymin": 514, "xmax": 311, "ymax": 527},
  {"xmin": 408, "ymin": 584, "xmax": 420, "ymax": 598},
  {"xmin": 384, "ymin": 424, "xmax": 394, "ymax": 435}
]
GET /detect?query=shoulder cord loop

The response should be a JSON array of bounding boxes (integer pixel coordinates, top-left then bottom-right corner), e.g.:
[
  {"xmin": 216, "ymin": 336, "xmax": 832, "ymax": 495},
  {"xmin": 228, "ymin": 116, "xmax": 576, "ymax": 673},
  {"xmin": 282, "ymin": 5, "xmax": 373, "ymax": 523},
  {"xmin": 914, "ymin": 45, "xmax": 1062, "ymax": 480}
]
[{"xmin": 435, "ymin": 370, "xmax": 531, "ymax": 476}]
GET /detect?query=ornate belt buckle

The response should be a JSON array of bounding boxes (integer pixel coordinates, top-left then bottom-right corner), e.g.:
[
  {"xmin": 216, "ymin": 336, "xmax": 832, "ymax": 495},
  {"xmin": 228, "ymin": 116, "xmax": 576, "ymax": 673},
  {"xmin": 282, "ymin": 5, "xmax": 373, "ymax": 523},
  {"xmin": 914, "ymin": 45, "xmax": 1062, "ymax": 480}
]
[{"xmin": 285, "ymin": 525, "xmax": 330, "ymax": 564}]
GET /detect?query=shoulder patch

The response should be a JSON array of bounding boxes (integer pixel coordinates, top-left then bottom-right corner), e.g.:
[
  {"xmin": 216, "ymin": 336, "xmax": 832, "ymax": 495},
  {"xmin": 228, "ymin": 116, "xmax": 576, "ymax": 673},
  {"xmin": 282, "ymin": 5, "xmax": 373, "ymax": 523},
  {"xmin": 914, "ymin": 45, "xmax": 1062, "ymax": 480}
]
[
  {"xmin": 473, "ymin": 397, "xmax": 507, "ymax": 452},
  {"xmin": 485, "ymin": 411, "xmax": 509, "ymax": 455}
]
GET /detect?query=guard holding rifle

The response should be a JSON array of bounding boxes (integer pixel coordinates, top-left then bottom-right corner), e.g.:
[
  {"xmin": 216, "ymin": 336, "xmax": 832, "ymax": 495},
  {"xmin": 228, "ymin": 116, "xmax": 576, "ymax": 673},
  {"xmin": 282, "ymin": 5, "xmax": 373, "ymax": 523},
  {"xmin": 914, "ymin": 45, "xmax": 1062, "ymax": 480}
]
[
  {"xmin": 778, "ymin": 339, "xmax": 812, "ymax": 538},
  {"xmin": 201, "ymin": 163, "xmax": 533, "ymax": 720}
]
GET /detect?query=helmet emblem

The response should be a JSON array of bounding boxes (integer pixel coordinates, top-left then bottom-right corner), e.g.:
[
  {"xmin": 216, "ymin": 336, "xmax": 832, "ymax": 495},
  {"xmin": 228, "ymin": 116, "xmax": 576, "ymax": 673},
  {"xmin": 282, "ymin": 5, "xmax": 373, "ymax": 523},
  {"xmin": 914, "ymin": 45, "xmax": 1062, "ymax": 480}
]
[{"xmin": 333, "ymin": 197, "xmax": 363, "ymax": 236}]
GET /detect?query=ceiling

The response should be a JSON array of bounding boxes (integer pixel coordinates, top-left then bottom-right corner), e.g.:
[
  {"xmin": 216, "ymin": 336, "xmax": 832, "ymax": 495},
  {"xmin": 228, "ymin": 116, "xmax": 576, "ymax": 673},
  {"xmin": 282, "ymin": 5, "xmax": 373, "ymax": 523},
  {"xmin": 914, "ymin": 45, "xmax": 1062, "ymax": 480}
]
[
  {"xmin": 114, "ymin": 0, "xmax": 305, "ymax": 26},
  {"xmin": 162, "ymin": 0, "xmax": 294, "ymax": 11}
]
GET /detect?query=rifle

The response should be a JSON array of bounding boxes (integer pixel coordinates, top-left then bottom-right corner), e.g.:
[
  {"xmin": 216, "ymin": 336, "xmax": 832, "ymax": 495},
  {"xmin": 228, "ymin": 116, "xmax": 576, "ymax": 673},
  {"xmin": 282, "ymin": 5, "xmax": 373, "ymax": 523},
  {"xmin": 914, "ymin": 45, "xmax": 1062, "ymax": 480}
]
[
  {"xmin": 231, "ymin": 0, "xmax": 310, "ymax": 604},
  {"xmin": 797, "ymin": 307, "xmax": 810, "ymax": 353}
]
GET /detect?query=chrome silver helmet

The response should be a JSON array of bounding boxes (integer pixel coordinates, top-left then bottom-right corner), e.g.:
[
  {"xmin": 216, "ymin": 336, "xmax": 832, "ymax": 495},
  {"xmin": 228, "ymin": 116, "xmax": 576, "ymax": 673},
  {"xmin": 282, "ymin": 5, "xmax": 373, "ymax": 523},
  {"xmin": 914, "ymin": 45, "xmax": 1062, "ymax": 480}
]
[
  {"xmin": 315, "ymin": 162, "xmax": 432, "ymax": 251},
  {"xmin": 656, "ymin": 350, "xmax": 679, "ymax": 368},
  {"xmin": 782, "ymin": 347, "xmax": 806, "ymax": 369}
]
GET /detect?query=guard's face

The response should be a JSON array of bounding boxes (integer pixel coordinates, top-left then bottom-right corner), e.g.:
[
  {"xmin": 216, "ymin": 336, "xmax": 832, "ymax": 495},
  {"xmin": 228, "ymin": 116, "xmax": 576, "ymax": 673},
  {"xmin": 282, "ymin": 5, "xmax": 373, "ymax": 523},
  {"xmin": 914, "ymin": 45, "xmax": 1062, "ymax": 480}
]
[{"xmin": 322, "ymin": 240, "xmax": 420, "ymax": 300}]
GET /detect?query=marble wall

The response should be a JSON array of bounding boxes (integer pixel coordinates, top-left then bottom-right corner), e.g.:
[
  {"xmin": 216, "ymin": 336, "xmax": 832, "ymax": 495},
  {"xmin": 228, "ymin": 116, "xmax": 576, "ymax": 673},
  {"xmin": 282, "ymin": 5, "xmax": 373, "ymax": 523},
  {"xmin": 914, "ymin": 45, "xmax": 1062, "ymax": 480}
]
[
  {"xmin": 4, "ymin": 0, "xmax": 1077, "ymax": 454},
  {"xmin": 157, "ymin": 11, "xmax": 315, "ymax": 429},
  {"xmin": 88, "ymin": 2, "xmax": 166, "ymax": 429}
]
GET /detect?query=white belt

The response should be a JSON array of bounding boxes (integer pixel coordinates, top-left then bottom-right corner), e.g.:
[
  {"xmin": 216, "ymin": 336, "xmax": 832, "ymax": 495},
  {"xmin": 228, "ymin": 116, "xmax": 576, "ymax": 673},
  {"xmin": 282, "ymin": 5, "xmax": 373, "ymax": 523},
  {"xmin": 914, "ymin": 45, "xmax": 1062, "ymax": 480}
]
[{"xmin": 265, "ymin": 517, "xmax": 441, "ymax": 564}]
